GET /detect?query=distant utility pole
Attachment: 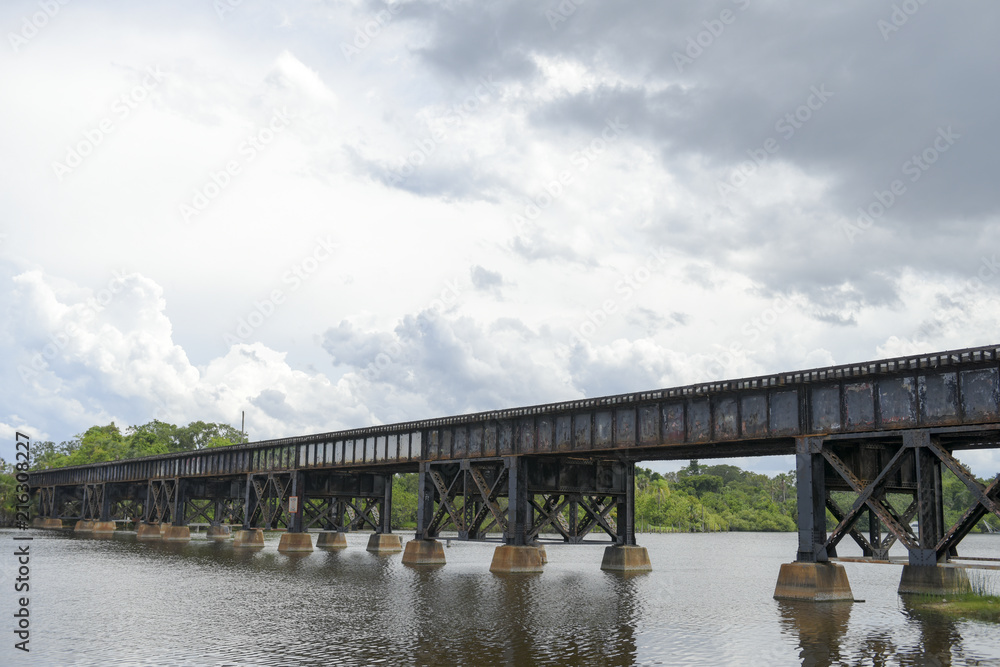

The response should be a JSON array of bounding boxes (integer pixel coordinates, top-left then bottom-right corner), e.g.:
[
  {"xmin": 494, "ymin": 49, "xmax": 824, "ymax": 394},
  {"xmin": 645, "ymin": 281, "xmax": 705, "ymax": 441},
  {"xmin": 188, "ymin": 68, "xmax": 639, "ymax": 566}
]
[{"xmin": 242, "ymin": 411, "xmax": 246, "ymax": 442}]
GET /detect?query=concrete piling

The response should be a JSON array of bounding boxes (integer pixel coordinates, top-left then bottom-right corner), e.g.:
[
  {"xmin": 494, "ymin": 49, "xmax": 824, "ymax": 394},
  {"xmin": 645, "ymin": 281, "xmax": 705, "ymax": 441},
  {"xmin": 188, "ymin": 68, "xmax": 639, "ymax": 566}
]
[
  {"xmin": 600, "ymin": 545, "xmax": 652, "ymax": 573},
  {"xmin": 233, "ymin": 529, "xmax": 265, "ymax": 548},
  {"xmin": 278, "ymin": 532, "xmax": 314, "ymax": 553},
  {"xmin": 316, "ymin": 532, "xmax": 348, "ymax": 549},
  {"xmin": 490, "ymin": 545, "xmax": 544, "ymax": 574},
  {"xmin": 401, "ymin": 539, "xmax": 446, "ymax": 565},
  {"xmin": 366, "ymin": 533, "xmax": 403, "ymax": 554},
  {"xmin": 898, "ymin": 565, "xmax": 971, "ymax": 596},
  {"xmin": 773, "ymin": 562, "xmax": 854, "ymax": 602}
]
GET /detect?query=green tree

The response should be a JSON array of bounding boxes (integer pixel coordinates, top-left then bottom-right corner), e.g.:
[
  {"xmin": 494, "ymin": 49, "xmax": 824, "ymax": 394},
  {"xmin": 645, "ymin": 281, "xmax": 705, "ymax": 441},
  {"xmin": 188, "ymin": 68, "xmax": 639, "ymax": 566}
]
[
  {"xmin": 177, "ymin": 421, "xmax": 246, "ymax": 450},
  {"xmin": 63, "ymin": 423, "xmax": 127, "ymax": 466}
]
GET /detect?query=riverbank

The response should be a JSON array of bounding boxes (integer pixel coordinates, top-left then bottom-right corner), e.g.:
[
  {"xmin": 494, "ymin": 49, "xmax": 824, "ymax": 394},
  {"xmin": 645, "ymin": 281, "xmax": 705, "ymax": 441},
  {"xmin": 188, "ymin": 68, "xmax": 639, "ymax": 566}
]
[{"xmin": 909, "ymin": 593, "xmax": 1000, "ymax": 623}]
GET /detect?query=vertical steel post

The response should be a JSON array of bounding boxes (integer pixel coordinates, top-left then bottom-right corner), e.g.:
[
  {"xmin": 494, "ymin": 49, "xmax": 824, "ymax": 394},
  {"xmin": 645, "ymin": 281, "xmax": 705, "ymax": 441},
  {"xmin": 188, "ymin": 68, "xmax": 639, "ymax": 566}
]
[
  {"xmin": 143, "ymin": 481, "xmax": 154, "ymax": 523},
  {"xmin": 243, "ymin": 474, "xmax": 256, "ymax": 529},
  {"xmin": 99, "ymin": 483, "xmax": 111, "ymax": 522},
  {"xmin": 795, "ymin": 437, "xmax": 828, "ymax": 562},
  {"xmin": 620, "ymin": 460, "xmax": 637, "ymax": 546},
  {"xmin": 910, "ymin": 431, "xmax": 944, "ymax": 565},
  {"xmin": 380, "ymin": 473, "xmax": 393, "ymax": 535},
  {"xmin": 289, "ymin": 470, "xmax": 304, "ymax": 533},
  {"xmin": 506, "ymin": 456, "xmax": 528, "ymax": 546},
  {"xmin": 414, "ymin": 462, "xmax": 435, "ymax": 539},
  {"xmin": 174, "ymin": 478, "xmax": 187, "ymax": 526}
]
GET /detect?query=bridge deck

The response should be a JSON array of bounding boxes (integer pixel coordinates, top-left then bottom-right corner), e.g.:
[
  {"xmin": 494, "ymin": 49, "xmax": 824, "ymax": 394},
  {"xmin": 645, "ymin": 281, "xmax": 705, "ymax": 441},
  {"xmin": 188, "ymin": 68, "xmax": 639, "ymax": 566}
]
[{"xmin": 28, "ymin": 345, "xmax": 1000, "ymax": 487}]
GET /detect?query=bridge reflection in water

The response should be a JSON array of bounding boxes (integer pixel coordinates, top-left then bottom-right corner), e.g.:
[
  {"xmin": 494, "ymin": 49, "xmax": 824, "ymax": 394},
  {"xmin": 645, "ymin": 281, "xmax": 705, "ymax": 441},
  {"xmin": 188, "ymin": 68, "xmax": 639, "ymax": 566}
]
[{"xmin": 28, "ymin": 345, "xmax": 1000, "ymax": 599}]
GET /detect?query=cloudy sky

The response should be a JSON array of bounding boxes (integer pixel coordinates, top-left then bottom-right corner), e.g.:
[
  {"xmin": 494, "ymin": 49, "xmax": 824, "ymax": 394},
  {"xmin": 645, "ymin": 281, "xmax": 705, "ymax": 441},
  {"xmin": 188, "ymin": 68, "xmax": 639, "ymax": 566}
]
[{"xmin": 1, "ymin": 0, "xmax": 997, "ymax": 476}]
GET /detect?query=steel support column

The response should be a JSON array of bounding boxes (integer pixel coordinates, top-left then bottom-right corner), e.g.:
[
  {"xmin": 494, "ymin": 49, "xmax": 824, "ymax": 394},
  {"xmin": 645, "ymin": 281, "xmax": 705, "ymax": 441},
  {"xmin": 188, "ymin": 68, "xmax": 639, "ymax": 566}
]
[
  {"xmin": 912, "ymin": 431, "xmax": 945, "ymax": 565},
  {"xmin": 506, "ymin": 456, "xmax": 528, "ymax": 546},
  {"xmin": 795, "ymin": 437, "xmax": 829, "ymax": 563},
  {"xmin": 289, "ymin": 470, "xmax": 304, "ymax": 533},
  {"xmin": 378, "ymin": 473, "xmax": 392, "ymax": 534},
  {"xmin": 414, "ymin": 461, "xmax": 436, "ymax": 540},
  {"xmin": 174, "ymin": 478, "xmax": 188, "ymax": 526}
]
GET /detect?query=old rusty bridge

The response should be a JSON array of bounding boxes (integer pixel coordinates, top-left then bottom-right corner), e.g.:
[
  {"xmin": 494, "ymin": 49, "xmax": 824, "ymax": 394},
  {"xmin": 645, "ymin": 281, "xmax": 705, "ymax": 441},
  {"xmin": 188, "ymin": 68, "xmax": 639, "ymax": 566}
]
[{"xmin": 28, "ymin": 344, "xmax": 1000, "ymax": 598}]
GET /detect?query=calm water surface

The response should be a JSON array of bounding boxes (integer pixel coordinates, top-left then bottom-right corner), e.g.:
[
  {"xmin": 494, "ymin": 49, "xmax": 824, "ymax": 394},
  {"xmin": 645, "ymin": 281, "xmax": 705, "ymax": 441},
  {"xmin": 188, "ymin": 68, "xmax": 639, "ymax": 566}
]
[{"xmin": 1, "ymin": 529, "xmax": 998, "ymax": 666}]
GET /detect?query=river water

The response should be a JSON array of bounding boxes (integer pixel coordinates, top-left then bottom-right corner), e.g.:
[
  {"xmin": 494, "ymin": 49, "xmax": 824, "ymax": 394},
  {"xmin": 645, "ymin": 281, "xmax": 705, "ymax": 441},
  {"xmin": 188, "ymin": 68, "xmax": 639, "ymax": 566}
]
[{"xmin": 1, "ymin": 529, "xmax": 998, "ymax": 666}]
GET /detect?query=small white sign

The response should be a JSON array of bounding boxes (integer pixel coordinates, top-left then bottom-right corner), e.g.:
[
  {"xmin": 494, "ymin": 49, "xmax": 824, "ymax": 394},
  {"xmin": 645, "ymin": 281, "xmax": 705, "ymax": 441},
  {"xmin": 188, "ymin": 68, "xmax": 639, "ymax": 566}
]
[{"xmin": 288, "ymin": 496, "xmax": 299, "ymax": 513}]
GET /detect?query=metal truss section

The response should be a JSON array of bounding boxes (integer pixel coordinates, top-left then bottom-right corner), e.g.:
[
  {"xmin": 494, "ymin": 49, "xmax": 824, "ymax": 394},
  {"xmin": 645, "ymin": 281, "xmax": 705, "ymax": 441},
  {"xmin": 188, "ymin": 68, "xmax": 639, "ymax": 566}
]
[
  {"xmin": 246, "ymin": 473, "xmax": 292, "ymax": 529},
  {"xmin": 211, "ymin": 498, "xmax": 244, "ymax": 526},
  {"xmin": 927, "ymin": 441, "xmax": 1000, "ymax": 560},
  {"xmin": 113, "ymin": 498, "xmax": 143, "ymax": 523},
  {"xmin": 184, "ymin": 499, "xmax": 214, "ymax": 525},
  {"xmin": 424, "ymin": 460, "xmax": 509, "ymax": 540},
  {"xmin": 146, "ymin": 478, "xmax": 178, "ymax": 525},
  {"xmin": 37, "ymin": 486, "xmax": 57, "ymax": 518},
  {"xmin": 415, "ymin": 457, "xmax": 634, "ymax": 545},
  {"xmin": 81, "ymin": 483, "xmax": 105, "ymax": 521},
  {"xmin": 821, "ymin": 445, "xmax": 918, "ymax": 555},
  {"xmin": 796, "ymin": 431, "xmax": 1000, "ymax": 566},
  {"xmin": 527, "ymin": 493, "xmax": 618, "ymax": 543}
]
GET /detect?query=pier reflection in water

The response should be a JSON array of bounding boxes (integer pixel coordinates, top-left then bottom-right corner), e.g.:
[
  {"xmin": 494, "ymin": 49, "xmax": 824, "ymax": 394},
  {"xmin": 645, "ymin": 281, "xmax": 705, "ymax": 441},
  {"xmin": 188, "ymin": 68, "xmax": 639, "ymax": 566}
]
[{"xmin": 5, "ymin": 530, "xmax": 998, "ymax": 666}]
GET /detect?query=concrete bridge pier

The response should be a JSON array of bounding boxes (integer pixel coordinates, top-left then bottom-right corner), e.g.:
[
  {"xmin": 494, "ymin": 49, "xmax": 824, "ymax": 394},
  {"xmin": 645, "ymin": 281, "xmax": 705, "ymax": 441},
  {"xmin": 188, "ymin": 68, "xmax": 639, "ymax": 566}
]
[
  {"xmin": 601, "ymin": 462, "xmax": 651, "ymax": 573},
  {"xmin": 91, "ymin": 521, "xmax": 117, "ymax": 535},
  {"xmin": 277, "ymin": 532, "xmax": 314, "ymax": 552},
  {"xmin": 402, "ymin": 539, "xmax": 446, "ymax": 565},
  {"xmin": 366, "ymin": 476, "xmax": 401, "ymax": 553},
  {"xmin": 162, "ymin": 523, "xmax": 192, "ymax": 542},
  {"xmin": 775, "ymin": 437, "xmax": 854, "ymax": 601},
  {"xmin": 490, "ymin": 458, "xmax": 543, "ymax": 574},
  {"xmin": 898, "ymin": 565, "xmax": 971, "ymax": 595},
  {"xmin": 206, "ymin": 524, "xmax": 232, "ymax": 541},
  {"xmin": 403, "ymin": 464, "xmax": 447, "ymax": 565},
  {"xmin": 136, "ymin": 522, "xmax": 162, "ymax": 540},
  {"xmin": 367, "ymin": 533, "xmax": 402, "ymax": 553},
  {"xmin": 73, "ymin": 520, "xmax": 95, "ymax": 533},
  {"xmin": 316, "ymin": 531, "xmax": 348, "ymax": 549},
  {"xmin": 601, "ymin": 545, "xmax": 652, "ymax": 573},
  {"xmin": 277, "ymin": 472, "xmax": 314, "ymax": 553},
  {"xmin": 233, "ymin": 528, "xmax": 265, "ymax": 548}
]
